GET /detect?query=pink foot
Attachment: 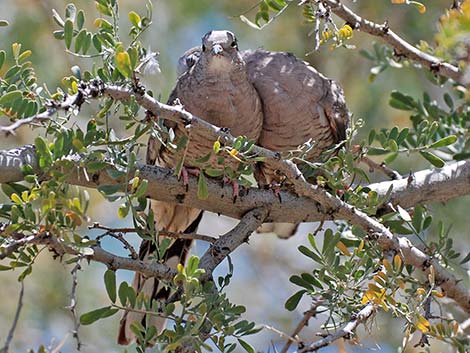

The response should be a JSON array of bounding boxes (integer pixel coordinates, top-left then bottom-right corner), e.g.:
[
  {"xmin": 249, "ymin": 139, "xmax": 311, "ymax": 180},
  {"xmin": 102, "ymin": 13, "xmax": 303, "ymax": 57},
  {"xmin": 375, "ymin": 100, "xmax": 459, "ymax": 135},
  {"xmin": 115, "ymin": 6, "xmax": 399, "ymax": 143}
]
[{"xmin": 181, "ymin": 167, "xmax": 200, "ymax": 191}]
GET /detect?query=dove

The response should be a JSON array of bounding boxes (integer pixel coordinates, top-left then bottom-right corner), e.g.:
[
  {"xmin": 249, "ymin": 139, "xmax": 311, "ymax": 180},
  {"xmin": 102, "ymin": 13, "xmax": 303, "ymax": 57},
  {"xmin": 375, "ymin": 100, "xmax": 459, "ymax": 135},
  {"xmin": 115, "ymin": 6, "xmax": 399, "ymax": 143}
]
[
  {"xmin": 176, "ymin": 44, "xmax": 349, "ymax": 237},
  {"xmin": 118, "ymin": 30, "xmax": 264, "ymax": 345}
]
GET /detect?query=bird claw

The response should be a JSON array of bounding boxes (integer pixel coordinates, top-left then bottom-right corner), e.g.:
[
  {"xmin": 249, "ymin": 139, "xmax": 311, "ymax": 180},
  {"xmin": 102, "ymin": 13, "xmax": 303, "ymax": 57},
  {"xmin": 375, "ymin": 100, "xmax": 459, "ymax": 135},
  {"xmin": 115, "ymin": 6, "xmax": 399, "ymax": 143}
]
[
  {"xmin": 222, "ymin": 177, "xmax": 240, "ymax": 203},
  {"xmin": 181, "ymin": 167, "xmax": 200, "ymax": 191}
]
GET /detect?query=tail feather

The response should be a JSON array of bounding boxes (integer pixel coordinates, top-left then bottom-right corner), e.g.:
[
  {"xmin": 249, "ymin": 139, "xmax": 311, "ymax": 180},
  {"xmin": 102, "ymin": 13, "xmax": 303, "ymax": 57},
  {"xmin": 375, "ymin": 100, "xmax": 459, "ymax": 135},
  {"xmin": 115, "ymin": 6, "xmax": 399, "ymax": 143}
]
[
  {"xmin": 118, "ymin": 206, "xmax": 203, "ymax": 345},
  {"xmin": 257, "ymin": 222, "xmax": 299, "ymax": 238}
]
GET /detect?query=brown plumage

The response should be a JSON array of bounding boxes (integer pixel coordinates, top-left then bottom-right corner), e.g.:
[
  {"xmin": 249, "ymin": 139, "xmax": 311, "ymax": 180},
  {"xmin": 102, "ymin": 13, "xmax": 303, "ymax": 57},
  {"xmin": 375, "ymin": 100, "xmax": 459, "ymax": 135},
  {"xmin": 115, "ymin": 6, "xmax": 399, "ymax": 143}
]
[
  {"xmin": 242, "ymin": 49, "xmax": 349, "ymax": 237},
  {"xmin": 177, "ymin": 45, "xmax": 349, "ymax": 237},
  {"xmin": 118, "ymin": 30, "xmax": 263, "ymax": 345}
]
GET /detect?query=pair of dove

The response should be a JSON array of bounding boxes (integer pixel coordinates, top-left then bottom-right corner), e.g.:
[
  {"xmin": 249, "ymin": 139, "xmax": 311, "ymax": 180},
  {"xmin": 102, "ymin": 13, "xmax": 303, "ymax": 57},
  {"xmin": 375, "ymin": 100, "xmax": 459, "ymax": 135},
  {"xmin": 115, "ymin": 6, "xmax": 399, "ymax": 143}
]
[{"xmin": 118, "ymin": 30, "xmax": 349, "ymax": 345}]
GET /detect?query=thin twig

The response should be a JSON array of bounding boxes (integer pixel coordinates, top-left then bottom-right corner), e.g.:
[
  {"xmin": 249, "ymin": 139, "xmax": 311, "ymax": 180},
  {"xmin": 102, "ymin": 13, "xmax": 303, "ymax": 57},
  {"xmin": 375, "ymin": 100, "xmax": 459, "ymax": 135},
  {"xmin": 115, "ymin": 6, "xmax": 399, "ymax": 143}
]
[
  {"xmin": 90, "ymin": 223, "xmax": 217, "ymax": 244},
  {"xmin": 263, "ymin": 325, "xmax": 302, "ymax": 346},
  {"xmin": 0, "ymin": 92, "xmax": 85, "ymax": 136},
  {"xmin": 0, "ymin": 282, "xmax": 24, "ymax": 353},
  {"xmin": 298, "ymin": 303, "xmax": 375, "ymax": 352},
  {"xmin": 281, "ymin": 299, "xmax": 324, "ymax": 353},
  {"xmin": 0, "ymin": 235, "xmax": 35, "ymax": 260},
  {"xmin": 321, "ymin": 0, "xmax": 465, "ymax": 85},
  {"xmin": 0, "ymin": 230, "xmax": 178, "ymax": 281},
  {"xmin": 360, "ymin": 156, "xmax": 402, "ymax": 180},
  {"xmin": 67, "ymin": 259, "xmax": 82, "ymax": 350}
]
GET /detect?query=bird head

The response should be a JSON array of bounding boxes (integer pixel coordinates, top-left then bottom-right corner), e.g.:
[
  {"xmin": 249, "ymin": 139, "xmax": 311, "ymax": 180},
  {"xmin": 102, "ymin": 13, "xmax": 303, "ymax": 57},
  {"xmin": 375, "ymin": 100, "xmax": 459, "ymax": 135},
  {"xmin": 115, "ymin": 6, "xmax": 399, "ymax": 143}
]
[{"xmin": 199, "ymin": 30, "xmax": 243, "ymax": 72}]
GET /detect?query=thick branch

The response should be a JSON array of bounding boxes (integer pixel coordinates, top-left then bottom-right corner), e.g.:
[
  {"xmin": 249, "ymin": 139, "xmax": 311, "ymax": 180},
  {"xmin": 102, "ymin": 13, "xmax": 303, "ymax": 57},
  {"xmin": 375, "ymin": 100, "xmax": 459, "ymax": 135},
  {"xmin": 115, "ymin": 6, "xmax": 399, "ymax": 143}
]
[
  {"xmin": 322, "ymin": 0, "xmax": 466, "ymax": 85},
  {"xmin": 199, "ymin": 207, "xmax": 268, "ymax": 274},
  {"xmin": 1, "ymin": 83, "xmax": 470, "ymax": 314},
  {"xmin": 2, "ymin": 146, "xmax": 470, "ymax": 224},
  {"xmin": 368, "ymin": 160, "xmax": 470, "ymax": 210}
]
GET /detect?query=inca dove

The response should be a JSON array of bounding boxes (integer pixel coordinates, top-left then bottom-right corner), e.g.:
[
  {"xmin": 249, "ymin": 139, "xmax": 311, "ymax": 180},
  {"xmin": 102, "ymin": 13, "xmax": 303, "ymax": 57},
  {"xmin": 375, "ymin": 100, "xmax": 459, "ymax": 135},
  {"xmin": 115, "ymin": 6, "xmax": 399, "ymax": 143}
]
[
  {"xmin": 243, "ymin": 49, "xmax": 349, "ymax": 236},
  {"xmin": 177, "ymin": 44, "xmax": 349, "ymax": 237},
  {"xmin": 118, "ymin": 30, "xmax": 264, "ymax": 345}
]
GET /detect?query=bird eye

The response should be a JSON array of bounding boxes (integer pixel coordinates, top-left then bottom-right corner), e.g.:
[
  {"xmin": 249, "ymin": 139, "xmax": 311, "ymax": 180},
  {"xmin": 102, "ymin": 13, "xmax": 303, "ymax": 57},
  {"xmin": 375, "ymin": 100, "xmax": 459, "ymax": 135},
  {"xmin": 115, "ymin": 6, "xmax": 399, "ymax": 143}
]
[
  {"xmin": 202, "ymin": 44, "xmax": 206, "ymax": 52},
  {"xmin": 231, "ymin": 41, "xmax": 237, "ymax": 48}
]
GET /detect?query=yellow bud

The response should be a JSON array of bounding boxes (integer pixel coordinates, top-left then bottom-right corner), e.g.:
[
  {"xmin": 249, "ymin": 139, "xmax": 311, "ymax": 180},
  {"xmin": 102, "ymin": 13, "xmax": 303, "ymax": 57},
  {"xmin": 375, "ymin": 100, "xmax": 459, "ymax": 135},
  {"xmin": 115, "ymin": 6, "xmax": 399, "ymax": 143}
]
[
  {"xmin": 213, "ymin": 140, "xmax": 221, "ymax": 154},
  {"xmin": 336, "ymin": 241, "xmax": 351, "ymax": 256},
  {"xmin": 416, "ymin": 287, "xmax": 426, "ymax": 296}
]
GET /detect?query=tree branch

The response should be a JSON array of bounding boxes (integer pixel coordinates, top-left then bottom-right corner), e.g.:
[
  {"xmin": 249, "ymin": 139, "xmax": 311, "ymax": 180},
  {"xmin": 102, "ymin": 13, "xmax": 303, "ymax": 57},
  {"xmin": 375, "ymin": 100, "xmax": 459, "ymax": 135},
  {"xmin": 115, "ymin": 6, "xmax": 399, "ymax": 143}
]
[
  {"xmin": 0, "ymin": 92, "xmax": 86, "ymax": 136},
  {"xmin": 368, "ymin": 160, "xmax": 470, "ymax": 211},
  {"xmin": 1, "ymin": 82, "xmax": 470, "ymax": 314},
  {"xmin": 298, "ymin": 303, "xmax": 375, "ymax": 353},
  {"xmin": 0, "ymin": 282, "xmax": 24, "ymax": 353},
  {"xmin": 199, "ymin": 207, "xmax": 268, "ymax": 275},
  {"xmin": 0, "ymin": 231, "xmax": 178, "ymax": 281},
  {"xmin": 281, "ymin": 300, "xmax": 324, "ymax": 353},
  {"xmin": 321, "ymin": 0, "xmax": 466, "ymax": 85}
]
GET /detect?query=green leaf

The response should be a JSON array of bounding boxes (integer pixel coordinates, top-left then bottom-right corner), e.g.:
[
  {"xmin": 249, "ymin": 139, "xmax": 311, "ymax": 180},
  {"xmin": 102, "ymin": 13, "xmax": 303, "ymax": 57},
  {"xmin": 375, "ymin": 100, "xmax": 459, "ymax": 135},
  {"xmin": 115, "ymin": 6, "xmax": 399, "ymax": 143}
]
[
  {"xmin": 64, "ymin": 19, "xmax": 74, "ymax": 49},
  {"xmin": 443, "ymin": 93, "xmax": 453, "ymax": 110},
  {"xmin": 367, "ymin": 147, "xmax": 389, "ymax": 156},
  {"xmin": 205, "ymin": 168, "xmax": 224, "ymax": 177},
  {"xmin": 429, "ymin": 135, "xmax": 457, "ymax": 149},
  {"xmin": 420, "ymin": 151, "xmax": 444, "ymax": 168},
  {"xmin": 298, "ymin": 245, "xmax": 322, "ymax": 263},
  {"xmin": 289, "ymin": 275, "xmax": 313, "ymax": 290},
  {"xmin": 118, "ymin": 202, "xmax": 130, "ymax": 218},
  {"xmin": 412, "ymin": 205, "xmax": 423, "ymax": 232},
  {"xmin": 80, "ymin": 306, "xmax": 118, "ymax": 325},
  {"xmin": 0, "ymin": 90, "xmax": 22, "ymax": 105},
  {"xmin": 97, "ymin": 184, "xmax": 122, "ymax": 195},
  {"xmin": 397, "ymin": 205, "xmax": 412, "ymax": 222},
  {"xmin": 389, "ymin": 91, "xmax": 415, "ymax": 110},
  {"xmin": 118, "ymin": 282, "xmax": 129, "ymax": 306},
  {"xmin": 265, "ymin": 0, "xmax": 285, "ymax": 11},
  {"xmin": 238, "ymin": 339, "xmax": 255, "ymax": 353},
  {"xmin": 0, "ymin": 264, "xmax": 12, "ymax": 271},
  {"xmin": 77, "ymin": 10, "xmax": 85, "ymax": 30},
  {"xmin": 285, "ymin": 290, "xmax": 306, "ymax": 311},
  {"xmin": 197, "ymin": 172, "xmax": 209, "ymax": 200},
  {"xmin": 65, "ymin": 3, "xmax": 77, "ymax": 21},
  {"xmin": 87, "ymin": 161, "xmax": 108, "ymax": 172},
  {"xmin": 75, "ymin": 29, "xmax": 87, "ymax": 53},
  {"xmin": 95, "ymin": 3, "xmax": 112, "ymax": 16},
  {"xmin": 104, "ymin": 269, "xmax": 116, "ymax": 303},
  {"xmin": 128, "ymin": 11, "xmax": 141, "ymax": 28},
  {"xmin": 384, "ymin": 152, "xmax": 398, "ymax": 165},
  {"xmin": 186, "ymin": 255, "xmax": 200, "ymax": 276},
  {"xmin": 0, "ymin": 50, "xmax": 5, "ymax": 70},
  {"xmin": 0, "ymin": 20, "xmax": 9, "ymax": 27},
  {"xmin": 114, "ymin": 52, "xmax": 132, "ymax": 78},
  {"xmin": 52, "ymin": 9, "xmax": 65, "ymax": 27}
]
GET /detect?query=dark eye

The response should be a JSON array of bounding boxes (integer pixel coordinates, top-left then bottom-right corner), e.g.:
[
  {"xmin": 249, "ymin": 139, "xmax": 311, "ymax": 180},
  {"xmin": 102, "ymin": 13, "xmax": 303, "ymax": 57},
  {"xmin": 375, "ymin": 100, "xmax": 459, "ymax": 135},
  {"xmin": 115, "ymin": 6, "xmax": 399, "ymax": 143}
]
[
  {"xmin": 230, "ymin": 41, "xmax": 237, "ymax": 48},
  {"xmin": 202, "ymin": 44, "xmax": 206, "ymax": 52}
]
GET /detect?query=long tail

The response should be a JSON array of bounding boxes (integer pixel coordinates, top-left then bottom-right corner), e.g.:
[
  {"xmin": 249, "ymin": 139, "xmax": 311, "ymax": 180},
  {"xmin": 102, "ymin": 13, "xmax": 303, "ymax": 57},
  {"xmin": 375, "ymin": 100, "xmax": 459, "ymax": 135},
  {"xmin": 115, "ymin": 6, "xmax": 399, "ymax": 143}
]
[{"xmin": 117, "ymin": 203, "xmax": 203, "ymax": 345}]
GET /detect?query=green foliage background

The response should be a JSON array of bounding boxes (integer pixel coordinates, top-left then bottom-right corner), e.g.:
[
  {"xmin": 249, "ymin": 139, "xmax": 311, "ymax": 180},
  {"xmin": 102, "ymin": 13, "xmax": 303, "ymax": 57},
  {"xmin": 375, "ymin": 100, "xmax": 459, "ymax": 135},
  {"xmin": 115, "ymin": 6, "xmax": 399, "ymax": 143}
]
[{"xmin": 0, "ymin": 0, "xmax": 468, "ymax": 352}]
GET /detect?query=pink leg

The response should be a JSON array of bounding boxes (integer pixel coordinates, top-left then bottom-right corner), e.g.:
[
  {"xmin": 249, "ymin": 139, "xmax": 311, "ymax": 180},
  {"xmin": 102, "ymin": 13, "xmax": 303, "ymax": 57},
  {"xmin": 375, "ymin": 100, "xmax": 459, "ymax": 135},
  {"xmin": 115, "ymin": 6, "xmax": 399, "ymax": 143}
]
[{"xmin": 181, "ymin": 167, "xmax": 200, "ymax": 191}]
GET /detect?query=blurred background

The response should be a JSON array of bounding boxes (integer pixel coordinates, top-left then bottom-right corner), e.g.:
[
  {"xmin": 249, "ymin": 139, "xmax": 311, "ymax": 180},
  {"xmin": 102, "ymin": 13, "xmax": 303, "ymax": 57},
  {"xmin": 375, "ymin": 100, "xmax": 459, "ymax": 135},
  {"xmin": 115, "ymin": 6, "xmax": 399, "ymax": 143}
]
[{"xmin": 0, "ymin": 1, "xmax": 468, "ymax": 352}]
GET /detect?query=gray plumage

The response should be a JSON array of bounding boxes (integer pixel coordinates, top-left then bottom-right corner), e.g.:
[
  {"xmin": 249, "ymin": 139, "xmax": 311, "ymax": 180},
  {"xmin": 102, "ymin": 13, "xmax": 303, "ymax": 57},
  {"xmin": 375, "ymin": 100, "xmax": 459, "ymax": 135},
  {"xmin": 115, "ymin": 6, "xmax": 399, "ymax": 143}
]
[
  {"xmin": 177, "ymin": 45, "xmax": 349, "ymax": 237},
  {"xmin": 118, "ymin": 30, "xmax": 264, "ymax": 345}
]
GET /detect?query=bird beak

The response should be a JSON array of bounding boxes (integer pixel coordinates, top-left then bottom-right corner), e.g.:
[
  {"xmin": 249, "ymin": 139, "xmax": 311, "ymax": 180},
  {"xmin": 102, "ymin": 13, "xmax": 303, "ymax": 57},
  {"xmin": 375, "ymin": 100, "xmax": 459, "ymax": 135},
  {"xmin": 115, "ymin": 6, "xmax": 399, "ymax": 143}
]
[{"xmin": 211, "ymin": 44, "xmax": 223, "ymax": 56}]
